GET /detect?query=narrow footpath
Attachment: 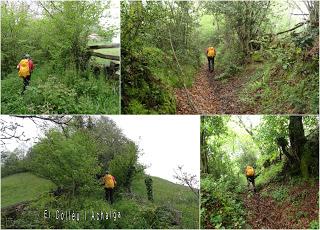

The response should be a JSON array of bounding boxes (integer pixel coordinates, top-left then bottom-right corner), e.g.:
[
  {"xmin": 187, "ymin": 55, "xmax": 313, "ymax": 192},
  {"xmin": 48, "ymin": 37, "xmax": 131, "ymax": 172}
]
[
  {"xmin": 175, "ymin": 65, "xmax": 256, "ymax": 114},
  {"xmin": 243, "ymin": 182, "xmax": 319, "ymax": 229}
]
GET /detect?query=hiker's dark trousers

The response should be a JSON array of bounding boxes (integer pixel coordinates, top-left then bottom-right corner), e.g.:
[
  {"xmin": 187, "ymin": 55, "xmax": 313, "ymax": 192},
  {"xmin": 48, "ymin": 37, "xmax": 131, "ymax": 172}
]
[
  {"xmin": 105, "ymin": 188, "xmax": 114, "ymax": 204},
  {"xmin": 247, "ymin": 176, "xmax": 256, "ymax": 191},
  {"xmin": 22, "ymin": 75, "xmax": 31, "ymax": 93},
  {"xmin": 207, "ymin": 57, "xmax": 215, "ymax": 72}
]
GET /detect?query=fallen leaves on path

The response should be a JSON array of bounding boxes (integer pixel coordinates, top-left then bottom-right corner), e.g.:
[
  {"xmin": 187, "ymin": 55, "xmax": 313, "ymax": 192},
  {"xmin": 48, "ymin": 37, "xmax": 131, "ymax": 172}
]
[
  {"xmin": 243, "ymin": 182, "xmax": 319, "ymax": 229},
  {"xmin": 175, "ymin": 66, "xmax": 255, "ymax": 114},
  {"xmin": 175, "ymin": 67, "xmax": 218, "ymax": 114}
]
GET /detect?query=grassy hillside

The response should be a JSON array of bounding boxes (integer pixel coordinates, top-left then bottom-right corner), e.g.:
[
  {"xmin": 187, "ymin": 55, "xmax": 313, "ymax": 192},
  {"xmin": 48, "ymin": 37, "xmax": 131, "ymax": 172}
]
[
  {"xmin": 1, "ymin": 172, "xmax": 56, "ymax": 208},
  {"xmin": 132, "ymin": 175, "xmax": 199, "ymax": 228},
  {"xmin": 1, "ymin": 173, "xmax": 199, "ymax": 229}
]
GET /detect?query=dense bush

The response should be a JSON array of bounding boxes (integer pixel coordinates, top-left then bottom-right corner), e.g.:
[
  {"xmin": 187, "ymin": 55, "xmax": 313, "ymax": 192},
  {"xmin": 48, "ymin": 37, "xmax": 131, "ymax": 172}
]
[
  {"xmin": 109, "ymin": 142, "xmax": 138, "ymax": 191},
  {"xmin": 1, "ymin": 67, "xmax": 119, "ymax": 114},
  {"xmin": 1, "ymin": 1, "xmax": 119, "ymax": 114},
  {"xmin": 30, "ymin": 130, "xmax": 100, "ymax": 195},
  {"xmin": 240, "ymin": 25, "xmax": 319, "ymax": 114},
  {"xmin": 121, "ymin": 1, "xmax": 200, "ymax": 114},
  {"xmin": 201, "ymin": 175, "xmax": 246, "ymax": 229},
  {"xmin": 121, "ymin": 48, "xmax": 176, "ymax": 114}
]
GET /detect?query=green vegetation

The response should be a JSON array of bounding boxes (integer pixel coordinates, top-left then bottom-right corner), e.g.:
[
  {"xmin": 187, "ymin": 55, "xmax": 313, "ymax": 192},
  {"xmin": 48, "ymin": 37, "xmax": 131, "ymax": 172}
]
[
  {"xmin": 201, "ymin": 176, "xmax": 246, "ymax": 229},
  {"xmin": 1, "ymin": 1, "xmax": 119, "ymax": 114},
  {"xmin": 121, "ymin": 1, "xmax": 318, "ymax": 114},
  {"xmin": 202, "ymin": 1, "xmax": 319, "ymax": 114},
  {"xmin": 121, "ymin": 1, "xmax": 200, "ymax": 114},
  {"xmin": 1, "ymin": 172, "xmax": 197, "ymax": 229},
  {"xmin": 201, "ymin": 115, "xmax": 319, "ymax": 229},
  {"xmin": 309, "ymin": 220, "xmax": 319, "ymax": 229},
  {"xmin": 1, "ymin": 68, "xmax": 119, "ymax": 114},
  {"xmin": 132, "ymin": 176, "xmax": 198, "ymax": 228},
  {"xmin": 1, "ymin": 116, "xmax": 198, "ymax": 229},
  {"xmin": 1, "ymin": 173, "xmax": 55, "ymax": 208},
  {"xmin": 263, "ymin": 186, "xmax": 289, "ymax": 202}
]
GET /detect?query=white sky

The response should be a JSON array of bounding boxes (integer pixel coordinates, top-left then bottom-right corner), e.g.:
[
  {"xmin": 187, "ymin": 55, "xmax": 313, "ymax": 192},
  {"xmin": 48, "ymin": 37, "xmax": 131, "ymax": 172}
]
[
  {"xmin": 109, "ymin": 115, "xmax": 200, "ymax": 184},
  {"xmin": 1, "ymin": 115, "xmax": 200, "ymax": 184},
  {"xmin": 104, "ymin": 0, "xmax": 120, "ymax": 43},
  {"xmin": 229, "ymin": 115, "xmax": 262, "ymax": 134},
  {"xmin": 0, "ymin": 116, "xmax": 50, "ymax": 152}
]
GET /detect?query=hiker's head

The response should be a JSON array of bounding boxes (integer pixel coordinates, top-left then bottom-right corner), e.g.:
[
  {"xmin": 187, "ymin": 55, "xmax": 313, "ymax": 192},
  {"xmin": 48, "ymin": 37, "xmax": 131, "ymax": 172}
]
[
  {"xmin": 24, "ymin": 54, "xmax": 31, "ymax": 59},
  {"xmin": 105, "ymin": 170, "xmax": 110, "ymax": 175}
]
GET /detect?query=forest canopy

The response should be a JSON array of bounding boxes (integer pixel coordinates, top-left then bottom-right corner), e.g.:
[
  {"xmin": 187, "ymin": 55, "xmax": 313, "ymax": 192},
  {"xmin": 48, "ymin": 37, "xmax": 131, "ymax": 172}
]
[
  {"xmin": 200, "ymin": 115, "xmax": 319, "ymax": 229},
  {"xmin": 121, "ymin": 0, "xmax": 319, "ymax": 114}
]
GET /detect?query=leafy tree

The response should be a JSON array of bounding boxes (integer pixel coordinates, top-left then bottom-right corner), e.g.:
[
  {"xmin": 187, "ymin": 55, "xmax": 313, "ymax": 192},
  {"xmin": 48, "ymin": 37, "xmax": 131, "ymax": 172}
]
[
  {"xmin": 37, "ymin": 1, "xmax": 109, "ymax": 71},
  {"xmin": 1, "ymin": 1, "xmax": 119, "ymax": 114},
  {"xmin": 30, "ymin": 129, "xmax": 100, "ymax": 195},
  {"xmin": 121, "ymin": 1, "xmax": 201, "ymax": 114},
  {"xmin": 109, "ymin": 141, "xmax": 139, "ymax": 192},
  {"xmin": 204, "ymin": 1, "xmax": 272, "ymax": 56},
  {"xmin": 1, "ymin": 148, "xmax": 27, "ymax": 177},
  {"xmin": 200, "ymin": 116, "xmax": 230, "ymax": 177}
]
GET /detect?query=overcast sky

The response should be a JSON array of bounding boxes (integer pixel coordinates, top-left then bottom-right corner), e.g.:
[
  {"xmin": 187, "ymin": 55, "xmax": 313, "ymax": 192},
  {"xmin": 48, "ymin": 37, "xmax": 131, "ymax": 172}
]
[
  {"xmin": 110, "ymin": 115, "xmax": 200, "ymax": 184},
  {"xmin": 1, "ymin": 115, "xmax": 200, "ymax": 184},
  {"xmin": 104, "ymin": 0, "xmax": 120, "ymax": 43}
]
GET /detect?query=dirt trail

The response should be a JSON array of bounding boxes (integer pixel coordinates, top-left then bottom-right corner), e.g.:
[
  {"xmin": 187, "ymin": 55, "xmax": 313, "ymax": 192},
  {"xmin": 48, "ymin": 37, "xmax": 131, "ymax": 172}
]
[
  {"xmin": 175, "ymin": 65, "xmax": 256, "ymax": 114},
  {"xmin": 243, "ymin": 182, "xmax": 319, "ymax": 229}
]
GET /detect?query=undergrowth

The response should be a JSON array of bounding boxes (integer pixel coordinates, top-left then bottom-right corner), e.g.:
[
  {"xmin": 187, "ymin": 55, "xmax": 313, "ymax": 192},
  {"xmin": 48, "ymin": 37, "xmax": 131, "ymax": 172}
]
[
  {"xmin": 239, "ymin": 28, "xmax": 319, "ymax": 114},
  {"xmin": 1, "ymin": 66, "xmax": 119, "ymax": 114},
  {"xmin": 201, "ymin": 175, "xmax": 246, "ymax": 229},
  {"xmin": 121, "ymin": 45, "xmax": 200, "ymax": 114},
  {"xmin": 256, "ymin": 162, "xmax": 284, "ymax": 187},
  {"xmin": 2, "ymin": 175, "xmax": 197, "ymax": 229}
]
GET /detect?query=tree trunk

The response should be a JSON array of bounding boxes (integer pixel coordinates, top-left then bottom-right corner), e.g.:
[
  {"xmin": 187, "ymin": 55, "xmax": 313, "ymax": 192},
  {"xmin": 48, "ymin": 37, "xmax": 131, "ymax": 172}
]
[
  {"xmin": 200, "ymin": 119, "xmax": 209, "ymax": 174},
  {"xmin": 288, "ymin": 116, "xmax": 308, "ymax": 177},
  {"xmin": 276, "ymin": 137, "xmax": 295, "ymax": 164},
  {"xmin": 289, "ymin": 116, "xmax": 306, "ymax": 162}
]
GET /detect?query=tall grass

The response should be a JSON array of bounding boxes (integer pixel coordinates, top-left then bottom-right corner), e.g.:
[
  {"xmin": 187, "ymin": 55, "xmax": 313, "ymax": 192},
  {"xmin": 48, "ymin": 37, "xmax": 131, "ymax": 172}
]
[{"xmin": 1, "ymin": 65, "xmax": 119, "ymax": 114}]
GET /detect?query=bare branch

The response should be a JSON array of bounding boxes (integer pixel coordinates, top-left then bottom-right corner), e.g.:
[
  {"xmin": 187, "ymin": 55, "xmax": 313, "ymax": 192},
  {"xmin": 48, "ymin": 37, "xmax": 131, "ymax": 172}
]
[
  {"xmin": 173, "ymin": 165, "xmax": 199, "ymax": 199},
  {"xmin": 0, "ymin": 119, "xmax": 30, "ymax": 146},
  {"xmin": 275, "ymin": 20, "xmax": 309, "ymax": 36}
]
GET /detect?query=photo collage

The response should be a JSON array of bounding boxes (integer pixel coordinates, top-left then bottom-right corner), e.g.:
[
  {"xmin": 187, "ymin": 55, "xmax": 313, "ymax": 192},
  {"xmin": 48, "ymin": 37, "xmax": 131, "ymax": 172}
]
[{"xmin": 1, "ymin": 0, "xmax": 319, "ymax": 229}]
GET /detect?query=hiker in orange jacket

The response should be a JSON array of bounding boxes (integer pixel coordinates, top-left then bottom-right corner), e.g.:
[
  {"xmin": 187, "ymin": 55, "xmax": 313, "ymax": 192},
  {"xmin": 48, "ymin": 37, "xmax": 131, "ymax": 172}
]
[
  {"xmin": 17, "ymin": 54, "xmax": 34, "ymax": 94},
  {"xmin": 102, "ymin": 171, "xmax": 117, "ymax": 204},
  {"xmin": 206, "ymin": 47, "xmax": 216, "ymax": 72},
  {"xmin": 245, "ymin": 165, "xmax": 256, "ymax": 192}
]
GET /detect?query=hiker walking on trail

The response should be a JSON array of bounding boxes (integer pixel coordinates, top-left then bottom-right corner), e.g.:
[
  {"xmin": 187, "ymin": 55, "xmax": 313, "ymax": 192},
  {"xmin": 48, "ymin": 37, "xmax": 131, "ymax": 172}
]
[
  {"xmin": 206, "ymin": 46, "xmax": 216, "ymax": 72},
  {"xmin": 102, "ymin": 171, "xmax": 117, "ymax": 204},
  {"xmin": 144, "ymin": 175, "xmax": 153, "ymax": 201},
  {"xmin": 17, "ymin": 54, "xmax": 34, "ymax": 94},
  {"xmin": 245, "ymin": 165, "xmax": 256, "ymax": 192}
]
